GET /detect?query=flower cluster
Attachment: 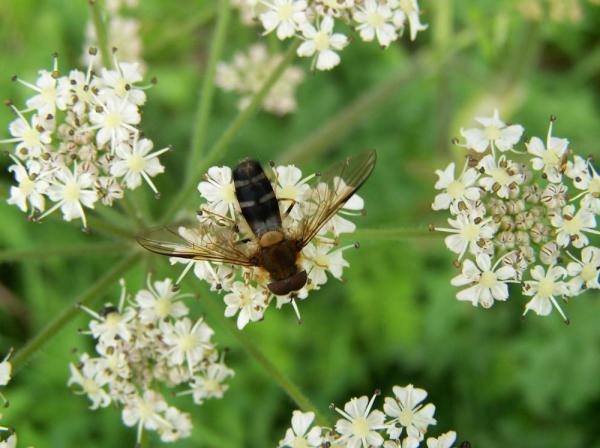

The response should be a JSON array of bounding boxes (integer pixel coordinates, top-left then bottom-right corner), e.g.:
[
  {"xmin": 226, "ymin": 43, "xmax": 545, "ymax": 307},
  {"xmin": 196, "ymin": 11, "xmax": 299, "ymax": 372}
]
[
  {"xmin": 69, "ymin": 277, "xmax": 233, "ymax": 444},
  {"xmin": 232, "ymin": 0, "xmax": 428, "ymax": 71},
  {"xmin": 516, "ymin": 0, "xmax": 598, "ymax": 23},
  {"xmin": 170, "ymin": 163, "xmax": 364, "ymax": 329},
  {"xmin": 278, "ymin": 384, "xmax": 461, "ymax": 448},
  {"xmin": 2, "ymin": 52, "xmax": 168, "ymax": 228},
  {"xmin": 0, "ymin": 351, "xmax": 17, "ymax": 448},
  {"xmin": 84, "ymin": 0, "xmax": 145, "ymax": 71},
  {"xmin": 432, "ymin": 110, "xmax": 599, "ymax": 322},
  {"xmin": 216, "ymin": 43, "xmax": 304, "ymax": 116}
]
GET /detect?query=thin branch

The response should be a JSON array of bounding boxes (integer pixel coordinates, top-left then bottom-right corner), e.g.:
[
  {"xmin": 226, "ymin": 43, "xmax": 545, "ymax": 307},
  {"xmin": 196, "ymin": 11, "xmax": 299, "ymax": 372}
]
[
  {"xmin": 185, "ymin": 0, "xmax": 231, "ymax": 181},
  {"xmin": 11, "ymin": 252, "xmax": 141, "ymax": 372}
]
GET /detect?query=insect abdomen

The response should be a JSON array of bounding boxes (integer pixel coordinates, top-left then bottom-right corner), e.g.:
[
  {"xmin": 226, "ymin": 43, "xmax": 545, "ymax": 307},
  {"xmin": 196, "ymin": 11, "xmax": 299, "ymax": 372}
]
[{"xmin": 233, "ymin": 159, "xmax": 282, "ymax": 236}]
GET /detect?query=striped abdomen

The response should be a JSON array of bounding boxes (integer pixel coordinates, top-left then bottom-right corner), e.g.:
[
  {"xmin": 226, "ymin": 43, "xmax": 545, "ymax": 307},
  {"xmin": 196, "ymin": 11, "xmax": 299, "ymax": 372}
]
[{"xmin": 233, "ymin": 159, "xmax": 282, "ymax": 237}]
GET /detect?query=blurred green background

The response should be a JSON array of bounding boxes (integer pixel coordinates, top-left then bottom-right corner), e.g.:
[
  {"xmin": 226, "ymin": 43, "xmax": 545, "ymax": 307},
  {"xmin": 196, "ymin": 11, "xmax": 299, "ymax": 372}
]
[{"xmin": 1, "ymin": 0, "xmax": 600, "ymax": 447}]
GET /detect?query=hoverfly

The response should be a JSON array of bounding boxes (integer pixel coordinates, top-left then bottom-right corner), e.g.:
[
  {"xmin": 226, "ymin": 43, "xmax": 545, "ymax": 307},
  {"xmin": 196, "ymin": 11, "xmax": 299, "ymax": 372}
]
[{"xmin": 137, "ymin": 150, "xmax": 377, "ymax": 296}]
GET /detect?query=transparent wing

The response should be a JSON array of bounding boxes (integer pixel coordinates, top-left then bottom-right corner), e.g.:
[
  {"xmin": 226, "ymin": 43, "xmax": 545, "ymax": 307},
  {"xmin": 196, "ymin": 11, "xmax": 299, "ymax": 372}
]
[
  {"xmin": 137, "ymin": 221, "xmax": 257, "ymax": 267},
  {"xmin": 299, "ymin": 149, "xmax": 377, "ymax": 246}
]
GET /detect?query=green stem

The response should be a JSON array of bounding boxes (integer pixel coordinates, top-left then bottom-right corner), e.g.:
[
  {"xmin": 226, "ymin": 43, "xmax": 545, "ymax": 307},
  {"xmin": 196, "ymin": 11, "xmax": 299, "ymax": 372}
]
[
  {"xmin": 88, "ymin": 0, "xmax": 112, "ymax": 68},
  {"xmin": 11, "ymin": 253, "xmax": 141, "ymax": 372},
  {"xmin": 193, "ymin": 285, "xmax": 331, "ymax": 427},
  {"xmin": 160, "ymin": 40, "xmax": 301, "ymax": 224},
  {"xmin": 278, "ymin": 32, "xmax": 476, "ymax": 165},
  {"xmin": 350, "ymin": 227, "xmax": 443, "ymax": 241},
  {"xmin": 0, "ymin": 242, "xmax": 129, "ymax": 263},
  {"xmin": 185, "ymin": 0, "xmax": 231, "ymax": 181}
]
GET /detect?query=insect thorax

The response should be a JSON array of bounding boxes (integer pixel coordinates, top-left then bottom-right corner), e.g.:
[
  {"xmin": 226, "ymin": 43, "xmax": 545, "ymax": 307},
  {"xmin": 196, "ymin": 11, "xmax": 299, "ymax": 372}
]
[{"xmin": 259, "ymin": 239, "xmax": 300, "ymax": 282}]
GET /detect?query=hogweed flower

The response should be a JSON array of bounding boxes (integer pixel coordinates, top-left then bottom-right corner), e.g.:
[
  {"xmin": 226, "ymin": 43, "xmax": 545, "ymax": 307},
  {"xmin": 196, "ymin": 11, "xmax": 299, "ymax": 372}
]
[
  {"xmin": 232, "ymin": 0, "xmax": 428, "ymax": 71},
  {"xmin": 166, "ymin": 162, "xmax": 367, "ymax": 329},
  {"xmin": 432, "ymin": 112, "xmax": 599, "ymax": 322},
  {"xmin": 279, "ymin": 384, "xmax": 460, "ymax": 448},
  {"xmin": 1, "ymin": 52, "xmax": 169, "ymax": 228},
  {"xmin": 69, "ymin": 276, "xmax": 233, "ymax": 444},
  {"xmin": 216, "ymin": 43, "xmax": 304, "ymax": 116}
]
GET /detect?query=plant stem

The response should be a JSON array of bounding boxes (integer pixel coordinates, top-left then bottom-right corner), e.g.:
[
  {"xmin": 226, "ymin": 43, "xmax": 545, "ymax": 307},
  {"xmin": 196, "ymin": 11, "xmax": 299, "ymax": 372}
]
[
  {"xmin": 350, "ymin": 227, "xmax": 443, "ymax": 241},
  {"xmin": 193, "ymin": 285, "xmax": 332, "ymax": 427},
  {"xmin": 88, "ymin": 0, "xmax": 112, "ymax": 68},
  {"xmin": 278, "ymin": 31, "xmax": 477, "ymax": 165},
  {"xmin": 11, "ymin": 252, "xmax": 141, "ymax": 372},
  {"xmin": 185, "ymin": 0, "xmax": 231, "ymax": 181},
  {"xmin": 160, "ymin": 40, "xmax": 301, "ymax": 224},
  {"xmin": 0, "ymin": 242, "xmax": 129, "ymax": 263}
]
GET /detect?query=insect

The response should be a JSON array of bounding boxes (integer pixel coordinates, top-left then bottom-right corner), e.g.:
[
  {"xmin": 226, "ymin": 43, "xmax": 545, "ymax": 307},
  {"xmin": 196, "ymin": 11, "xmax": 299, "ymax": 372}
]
[{"xmin": 137, "ymin": 150, "xmax": 377, "ymax": 296}]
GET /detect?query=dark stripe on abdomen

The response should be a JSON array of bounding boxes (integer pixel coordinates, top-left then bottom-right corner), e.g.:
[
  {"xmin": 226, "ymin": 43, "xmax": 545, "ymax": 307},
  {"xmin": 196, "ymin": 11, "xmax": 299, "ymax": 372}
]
[{"xmin": 233, "ymin": 159, "xmax": 282, "ymax": 236}]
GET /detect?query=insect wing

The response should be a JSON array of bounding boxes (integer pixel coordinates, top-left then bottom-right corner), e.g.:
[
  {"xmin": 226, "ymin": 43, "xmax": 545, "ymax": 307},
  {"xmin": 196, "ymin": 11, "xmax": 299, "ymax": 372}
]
[
  {"xmin": 299, "ymin": 149, "xmax": 377, "ymax": 246},
  {"xmin": 137, "ymin": 222, "xmax": 257, "ymax": 267}
]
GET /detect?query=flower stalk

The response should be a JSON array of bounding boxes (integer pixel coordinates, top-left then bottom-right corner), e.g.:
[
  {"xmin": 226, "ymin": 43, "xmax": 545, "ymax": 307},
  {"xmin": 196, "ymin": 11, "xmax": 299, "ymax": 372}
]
[
  {"xmin": 12, "ymin": 252, "xmax": 140, "ymax": 372},
  {"xmin": 88, "ymin": 0, "xmax": 112, "ymax": 68},
  {"xmin": 193, "ymin": 283, "xmax": 332, "ymax": 427},
  {"xmin": 185, "ymin": 0, "xmax": 231, "ymax": 181}
]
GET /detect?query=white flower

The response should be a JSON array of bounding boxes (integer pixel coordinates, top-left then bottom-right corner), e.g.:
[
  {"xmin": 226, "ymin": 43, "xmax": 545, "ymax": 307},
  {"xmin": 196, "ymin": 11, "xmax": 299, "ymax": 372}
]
[
  {"xmin": 460, "ymin": 109, "xmax": 524, "ymax": 154},
  {"xmin": 0, "ymin": 351, "xmax": 12, "ymax": 387},
  {"xmin": 161, "ymin": 317, "xmax": 215, "ymax": 372},
  {"xmin": 89, "ymin": 93, "xmax": 140, "ymax": 149},
  {"xmin": 383, "ymin": 384, "xmax": 436, "ymax": 441},
  {"xmin": 567, "ymin": 247, "xmax": 599, "ymax": 295},
  {"xmin": 551, "ymin": 205, "xmax": 598, "ymax": 249},
  {"xmin": 110, "ymin": 137, "xmax": 168, "ymax": 193},
  {"xmin": 431, "ymin": 162, "xmax": 480, "ymax": 211},
  {"xmin": 298, "ymin": 15, "xmax": 349, "ymax": 71},
  {"xmin": 275, "ymin": 165, "xmax": 312, "ymax": 220},
  {"xmin": 523, "ymin": 265, "xmax": 569, "ymax": 321},
  {"xmin": 223, "ymin": 282, "xmax": 266, "ymax": 329},
  {"xmin": 135, "ymin": 276, "xmax": 189, "ymax": 323},
  {"xmin": 392, "ymin": 0, "xmax": 429, "ymax": 41},
  {"xmin": 354, "ymin": 0, "xmax": 398, "ymax": 48},
  {"xmin": 159, "ymin": 407, "xmax": 192, "ymax": 442},
  {"xmin": 526, "ymin": 121, "xmax": 569, "ymax": 183},
  {"xmin": 68, "ymin": 355, "xmax": 111, "ymax": 410},
  {"xmin": 451, "ymin": 253, "xmax": 516, "ymax": 308},
  {"xmin": 322, "ymin": 192, "xmax": 364, "ymax": 235},
  {"xmin": 279, "ymin": 411, "xmax": 323, "ymax": 448},
  {"xmin": 436, "ymin": 213, "xmax": 496, "ymax": 260},
  {"xmin": 122, "ymin": 390, "xmax": 168, "ymax": 443},
  {"xmin": 427, "ymin": 431, "xmax": 457, "ymax": 448},
  {"xmin": 567, "ymin": 157, "xmax": 600, "ymax": 213},
  {"xmin": 100, "ymin": 61, "xmax": 146, "ymax": 105},
  {"xmin": 302, "ymin": 242, "xmax": 350, "ymax": 286},
  {"xmin": 87, "ymin": 304, "xmax": 136, "ymax": 346},
  {"xmin": 335, "ymin": 394, "xmax": 387, "ymax": 447},
  {"xmin": 6, "ymin": 157, "xmax": 48, "ymax": 213},
  {"xmin": 41, "ymin": 164, "xmax": 98, "ymax": 227},
  {"xmin": 478, "ymin": 155, "xmax": 524, "ymax": 199},
  {"xmin": 0, "ymin": 434, "xmax": 17, "ymax": 448},
  {"xmin": 260, "ymin": 0, "xmax": 307, "ymax": 39},
  {"xmin": 383, "ymin": 438, "xmax": 421, "ymax": 448},
  {"xmin": 1, "ymin": 112, "xmax": 52, "ymax": 159},
  {"xmin": 21, "ymin": 69, "xmax": 69, "ymax": 115},
  {"xmin": 190, "ymin": 362, "xmax": 234, "ymax": 404},
  {"xmin": 198, "ymin": 166, "xmax": 238, "ymax": 218}
]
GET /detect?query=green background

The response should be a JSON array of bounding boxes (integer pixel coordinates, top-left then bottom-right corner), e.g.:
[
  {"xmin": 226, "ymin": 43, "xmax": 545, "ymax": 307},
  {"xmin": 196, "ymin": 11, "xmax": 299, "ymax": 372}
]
[{"xmin": 1, "ymin": 0, "xmax": 600, "ymax": 446}]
